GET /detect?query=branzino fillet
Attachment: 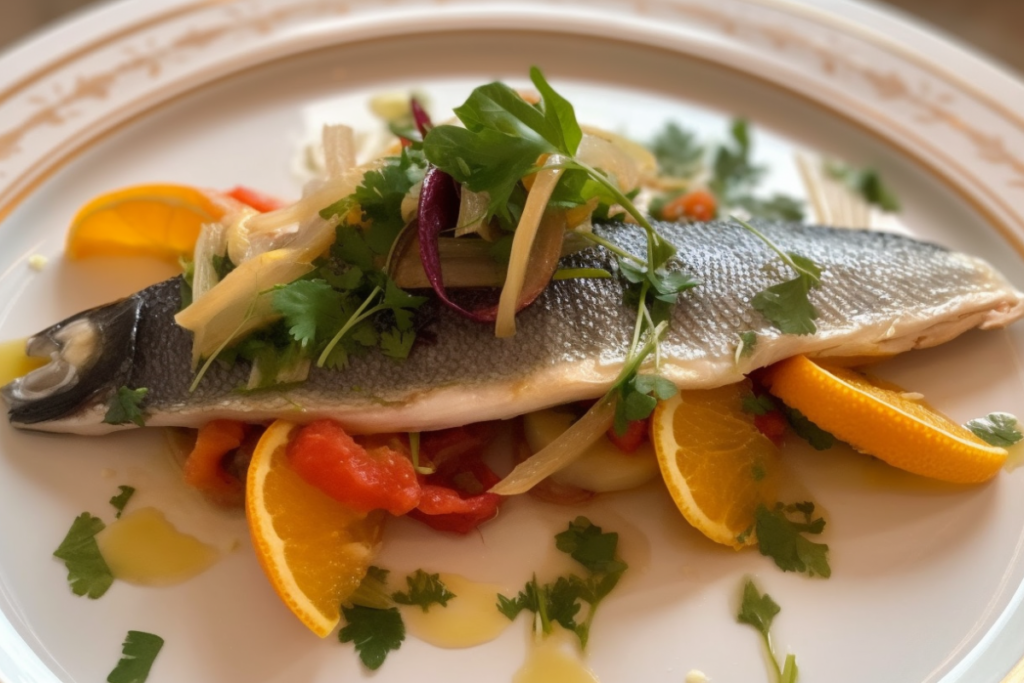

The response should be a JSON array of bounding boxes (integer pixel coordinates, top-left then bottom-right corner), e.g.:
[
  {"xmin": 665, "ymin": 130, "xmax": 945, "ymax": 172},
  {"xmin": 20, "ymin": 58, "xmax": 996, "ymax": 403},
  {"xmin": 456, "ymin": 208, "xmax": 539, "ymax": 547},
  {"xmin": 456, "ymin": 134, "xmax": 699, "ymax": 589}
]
[{"xmin": 4, "ymin": 220, "xmax": 1022, "ymax": 435}]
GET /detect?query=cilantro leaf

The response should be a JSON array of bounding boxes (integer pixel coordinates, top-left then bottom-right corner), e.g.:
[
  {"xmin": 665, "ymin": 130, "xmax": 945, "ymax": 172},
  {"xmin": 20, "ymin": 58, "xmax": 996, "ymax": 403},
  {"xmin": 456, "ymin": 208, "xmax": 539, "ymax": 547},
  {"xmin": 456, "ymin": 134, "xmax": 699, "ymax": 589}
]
[
  {"xmin": 332, "ymin": 225, "xmax": 376, "ymax": 271},
  {"xmin": 965, "ymin": 412, "xmax": 1022, "ymax": 447},
  {"xmin": 109, "ymin": 485, "xmax": 135, "ymax": 519},
  {"xmin": 737, "ymin": 578, "xmax": 780, "ymax": 636},
  {"xmin": 737, "ymin": 331, "xmax": 757, "ymax": 359},
  {"xmin": 754, "ymin": 502, "xmax": 831, "ymax": 578},
  {"xmin": 752, "ymin": 275, "xmax": 819, "ymax": 335},
  {"xmin": 106, "ymin": 630, "xmax": 164, "ymax": 683},
  {"xmin": 53, "ymin": 512, "xmax": 114, "ymax": 599},
  {"xmin": 781, "ymin": 406, "xmax": 835, "ymax": 450},
  {"xmin": 498, "ymin": 576, "xmax": 541, "ymax": 622},
  {"xmin": 737, "ymin": 579, "xmax": 798, "ymax": 683},
  {"xmin": 391, "ymin": 570, "xmax": 455, "ymax": 612},
  {"xmin": 349, "ymin": 566, "xmax": 393, "ymax": 610},
  {"xmin": 555, "ymin": 517, "xmax": 627, "ymax": 575},
  {"xmin": 613, "ymin": 371, "xmax": 678, "ymax": 436},
  {"xmin": 650, "ymin": 122, "xmax": 704, "ymax": 179},
  {"xmin": 380, "ymin": 329, "xmax": 416, "ymax": 360},
  {"xmin": 272, "ymin": 280, "xmax": 346, "ymax": 348},
  {"xmin": 339, "ymin": 605, "xmax": 405, "ymax": 671},
  {"xmin": 825, "ymin": 160, "xmax": 900, "ymax": 212},
  {"xmin": 103, "ymin": 387, "xmax": 148, "ymax": 427},
  {"xmin": 742, "ymin": 393, "xmax": 776, "ymax": 416},
  {"xmin": 355, "ymin": 148, "xmax": 426, "ymax": 254},
  {"xmin": 709, "ymin": 119, "xmax": 803, "ymax": 221},
  {"xmin": 546, "ymin": 575, "xmax": 582, "ymax": 633}
]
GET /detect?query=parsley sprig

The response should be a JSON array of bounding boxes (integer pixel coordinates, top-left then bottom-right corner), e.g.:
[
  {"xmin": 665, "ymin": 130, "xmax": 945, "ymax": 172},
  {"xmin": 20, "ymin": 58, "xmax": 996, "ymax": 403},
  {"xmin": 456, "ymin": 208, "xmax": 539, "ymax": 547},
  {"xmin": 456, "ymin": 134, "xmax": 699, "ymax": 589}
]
[
  {"xmin": 498, "ymin": 517, "xmax": 627, "ymax": 648},
  {"xmin": 737, "ymin": 579, "xmax": 799, "ymax": 683},
  {"xmin": 751, "ymin": 502, "xmax": 831, "ymax": 578},
  {"xmin": 106, "ymin": 631, "xmax": 164, "ymax": 683},
  {"xmin": 733, "ymin": 217, "xmax": 823, "ymax": 335},
  {"xmin": 103, "ymin": 387, "xmax": 149, "ymax": 427},
  {"xmin": 965, "ymin": 412, "xmax": 1022, "ymax": 447},
  {"xmin": 392, "ymin": 569, "xmax": 456, "ymax": 611},
  {"xmin": 53, "ymin": 512, "xmax": 114, "ymax": 599}
]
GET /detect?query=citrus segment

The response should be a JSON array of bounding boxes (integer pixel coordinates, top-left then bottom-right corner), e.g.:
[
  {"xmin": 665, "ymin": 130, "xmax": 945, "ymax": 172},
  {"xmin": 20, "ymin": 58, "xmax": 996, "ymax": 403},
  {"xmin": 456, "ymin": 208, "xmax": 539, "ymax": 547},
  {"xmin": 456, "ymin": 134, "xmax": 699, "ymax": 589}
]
[
  {"xmin": 246, "ymin": 420, "xmax": 384, "ymax": 637},
  {"xmin": 650, "ymin": 381, "xmax": 781, "ymax": 549},
  {"xmin": 762, "ymin": 355, "xmax": 1007, "ymax": 483},
  {"xmin": 65, "ymin": 184, "xmax": 225, "ymax": 262}
]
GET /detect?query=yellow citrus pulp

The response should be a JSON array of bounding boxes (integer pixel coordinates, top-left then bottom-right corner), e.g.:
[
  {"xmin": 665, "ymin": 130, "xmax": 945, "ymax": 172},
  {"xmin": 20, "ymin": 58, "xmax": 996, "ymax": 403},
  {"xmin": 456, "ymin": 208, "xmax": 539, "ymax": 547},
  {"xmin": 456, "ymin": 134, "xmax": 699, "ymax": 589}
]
[
  {"xmin": 650, "ymin": 381, "xmax": 781, "ymax": 549},
  {"xmin": 246, "ymin": 420, "xmax": 385, "ymax": 637},
  {"xmin": 65, "ymin": 184, "xmax": 224, "ymax": 262},
  {"xmin": 762, "ymin": 355, "xmax": 1007, "ymax": 484}
]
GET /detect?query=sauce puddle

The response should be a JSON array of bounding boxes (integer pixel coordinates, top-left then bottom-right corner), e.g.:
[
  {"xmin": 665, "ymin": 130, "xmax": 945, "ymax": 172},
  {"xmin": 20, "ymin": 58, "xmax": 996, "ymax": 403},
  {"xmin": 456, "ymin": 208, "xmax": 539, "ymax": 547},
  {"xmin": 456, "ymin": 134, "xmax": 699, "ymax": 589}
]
[
  {"xmin": 95, "ymin": 506, "xmax": 219, "ymax": 586},
  {"xmin": 513, "ymin": 629, "xmax": 599, "ymax": 683},
  {"xmin": 402, "ymin": 573, "xmax": 510, "ymax": 648}
]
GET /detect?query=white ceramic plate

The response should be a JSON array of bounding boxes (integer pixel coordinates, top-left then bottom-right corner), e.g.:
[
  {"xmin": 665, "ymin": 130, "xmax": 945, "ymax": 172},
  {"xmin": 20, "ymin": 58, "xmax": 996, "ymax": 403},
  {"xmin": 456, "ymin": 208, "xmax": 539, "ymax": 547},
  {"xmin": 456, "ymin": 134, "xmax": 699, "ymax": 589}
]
[{"xmin": 1, "ymin": 1, "xmax": 1024, "ymax": 682}]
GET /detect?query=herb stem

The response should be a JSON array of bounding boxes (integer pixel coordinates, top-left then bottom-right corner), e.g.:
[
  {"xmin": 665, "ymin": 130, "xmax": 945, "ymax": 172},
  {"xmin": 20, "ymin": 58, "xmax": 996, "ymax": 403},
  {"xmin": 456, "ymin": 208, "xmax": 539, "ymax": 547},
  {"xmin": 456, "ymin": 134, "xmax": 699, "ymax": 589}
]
[
  {"xmin": 572, "ymin": 230, "xmax": 646, "ymax": 267},
  {"xmin": 732, "ymin": 216, "xmax": 817, "ymax": 281},
  {"xmin": 629, "ymin": 280, "xmax": 650, "ymax": 355},
  {"xmin": 317, "ymin": 286, "xmax": 383, "ymax": 367}
]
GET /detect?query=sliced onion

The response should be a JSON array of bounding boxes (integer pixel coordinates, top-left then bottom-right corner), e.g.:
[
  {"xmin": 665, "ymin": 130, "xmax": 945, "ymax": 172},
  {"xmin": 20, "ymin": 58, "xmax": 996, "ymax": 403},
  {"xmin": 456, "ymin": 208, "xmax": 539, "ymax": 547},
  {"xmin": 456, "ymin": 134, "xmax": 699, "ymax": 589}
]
[
  {"xmin": 175, "ymin": 248, "xmax": 314, "ymax": 364},
  {"xmin": 489, "ymin": 396, "xmax": 615, "ymax": 496},
  {"xmin": 514, "ymin": 438, "xmax": 594, "ymax": 505},
  {"xmin": 322, "ymin": 124, "xmax": 355, "ymax": 180},
  {"xmin": 191, "ymin": 221, "xmax": 228, "ymax": 301},
  {"xmin": 495, "ymin": 157, "xmax": 565, "ymax": 337},
  {"xmin": 455, "ymin": 188, "xmax": 495, "ymax": 239},
  {"xmin": 576, "ymin": 134, "xmax": 639, "ymax": 193}
]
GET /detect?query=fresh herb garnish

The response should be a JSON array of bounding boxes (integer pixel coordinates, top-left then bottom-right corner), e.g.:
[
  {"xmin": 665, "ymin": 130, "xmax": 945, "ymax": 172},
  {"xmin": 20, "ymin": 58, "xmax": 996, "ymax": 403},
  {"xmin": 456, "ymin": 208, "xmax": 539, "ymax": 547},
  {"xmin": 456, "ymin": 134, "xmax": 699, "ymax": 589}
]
[
  {"xmin": 753, "ymin": 502, "xmax": 830, "ymax": 578},
  {"xmin": 650, "ymin": 122, "xmax": 705, "ymax": 179},
  {"xmin": 103, "ymin": 387, "xmax": 149, "ymax": 427},
  {"xmin": 733, "ymin": 217, "xmax": 823, "ymax": 335},
  {"xmin": 109, "ymin": 485, "xmax": 135, "ymax": 519},
  {"xmin": 348, "ymin": 565, "xmax": 394, "ymax": 610},
  {"xmin": 53, "ymin": 512, "xmax": 114, "ymax": 599},
  {"xmin": 737, "ymin": 579, "xmax": 799, "ymax": 683},
  {"xmin": 965, "ymin": 412, "xmax": 1022, "ymax": 447},
  {"xmin": 211, "ymin": 253, "xmax": 236, "ymax": 280},
  {"xmin": 106, "ymin": 631, "xmax": 164, "ymax": 683},
  {"xmin": 742, "ymin": 393, "xmax": 777, "ymax": 416},
  {"xmin": 781, "ymin": 406, "xmax": 835, "ymax": 450},
  {"xmin": 824, "ymin": 160, "xmax": 900, "ymax": 212},
  {"xmin": 710, "ymin": 119, "xmax": 803, "ymax": 221},
  {"xmin": 391, "ymin": 570, "xmax": 455, "ymax": 612},
  {"xmin": 339, "ymin": 605, "xmax": 405, "ymax": 671},
  {"xmin": 499, "ymin": 517, "xmax": 627, "ymax": 648},
  {"xmin": 178, "ymin": 256, "xmax": 194, "ymax": 310}
]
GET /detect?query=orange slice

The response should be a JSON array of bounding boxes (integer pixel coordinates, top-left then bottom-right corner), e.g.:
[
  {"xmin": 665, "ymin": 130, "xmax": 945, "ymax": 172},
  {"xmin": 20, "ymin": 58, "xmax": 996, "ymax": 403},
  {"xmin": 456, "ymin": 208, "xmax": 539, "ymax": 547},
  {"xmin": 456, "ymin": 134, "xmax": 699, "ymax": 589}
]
[
  {"xmin": 762, "ymin": 355, "xmax": 1007, "ymax": 483},
  {"xmin": 650, "ymin": 381, "xmax": 781, "ymax": 548},
  {"xmin": 246, "ymin": 420, "xmax": 385, "ymax": 637},
  {"xmin": 65, "ymin": 184, "xmax": 225, "ymax": 262}
]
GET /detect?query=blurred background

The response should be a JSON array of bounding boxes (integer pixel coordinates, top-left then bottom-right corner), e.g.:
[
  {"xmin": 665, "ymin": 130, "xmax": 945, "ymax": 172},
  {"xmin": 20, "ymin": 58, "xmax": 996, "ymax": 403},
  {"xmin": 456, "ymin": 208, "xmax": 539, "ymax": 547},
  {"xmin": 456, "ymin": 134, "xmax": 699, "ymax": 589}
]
[{"xmin": 1, "ymin": 0, "xmax": 1022, "ymax": 77}]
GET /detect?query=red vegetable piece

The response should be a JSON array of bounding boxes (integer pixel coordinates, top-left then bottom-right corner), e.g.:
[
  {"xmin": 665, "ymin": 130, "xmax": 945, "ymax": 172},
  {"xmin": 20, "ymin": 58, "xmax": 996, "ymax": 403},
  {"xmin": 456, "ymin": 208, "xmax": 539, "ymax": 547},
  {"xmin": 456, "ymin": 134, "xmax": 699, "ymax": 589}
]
[
  {"xmin": 754, "ymin": 410, "xmax": 788, "ymax": 448},
  {"xmin": 225, "ymin": 186, "xmax": 287, "ymax": 213},
  {"xmin": 287, "ymin": 420, "xmax": 421, "ymax": 516},
  {"xmin": 408, "ymin": 449, "xmax": 503, "ymax": 534},
  {"xmin": 660, "ymin": 189, "xmax": 718, "ymax": 222},
  {"xmin": 606, "ymin": 417, "xmax": 649, "ymax": 453},
  {"xmin": 410, "ymin": 97, "xmax": 433, "ymax": 137}
]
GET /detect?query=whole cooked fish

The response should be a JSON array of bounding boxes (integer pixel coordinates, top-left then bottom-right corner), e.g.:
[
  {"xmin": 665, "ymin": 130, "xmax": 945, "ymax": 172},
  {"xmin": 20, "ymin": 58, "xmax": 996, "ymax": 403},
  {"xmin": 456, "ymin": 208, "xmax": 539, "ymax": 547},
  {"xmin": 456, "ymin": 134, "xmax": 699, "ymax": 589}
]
[{"xmin": 4, "ymin": 220, "xmax": 1022, "ymax": 435}]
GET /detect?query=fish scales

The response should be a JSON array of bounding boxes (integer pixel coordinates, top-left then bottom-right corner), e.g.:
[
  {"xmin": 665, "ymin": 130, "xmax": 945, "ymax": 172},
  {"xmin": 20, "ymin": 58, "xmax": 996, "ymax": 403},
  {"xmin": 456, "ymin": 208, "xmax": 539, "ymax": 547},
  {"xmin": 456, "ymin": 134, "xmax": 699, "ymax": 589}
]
[{"xmin": 4, "ymin": 220, "xmax": 1022, "ymax": 435}]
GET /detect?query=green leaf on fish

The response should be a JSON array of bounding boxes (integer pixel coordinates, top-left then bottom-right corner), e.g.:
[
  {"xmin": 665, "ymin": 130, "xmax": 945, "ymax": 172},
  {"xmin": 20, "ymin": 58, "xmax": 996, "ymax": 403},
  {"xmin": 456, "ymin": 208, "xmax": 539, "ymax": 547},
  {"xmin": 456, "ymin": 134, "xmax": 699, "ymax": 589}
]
[
  {"xmin": 53, "ymin": 512, "xmax": 114, "ymax": 599},
  {"xmin": 103, "ymin": 387, "xmax": 149, "ymax": 427},
  {"xmin": 965, "ymin": 412, "xmax": 1022, "ymax": 447},
  {"xmin": 106, "ymin": 630, "xmax": 164, "ymax": 683}
]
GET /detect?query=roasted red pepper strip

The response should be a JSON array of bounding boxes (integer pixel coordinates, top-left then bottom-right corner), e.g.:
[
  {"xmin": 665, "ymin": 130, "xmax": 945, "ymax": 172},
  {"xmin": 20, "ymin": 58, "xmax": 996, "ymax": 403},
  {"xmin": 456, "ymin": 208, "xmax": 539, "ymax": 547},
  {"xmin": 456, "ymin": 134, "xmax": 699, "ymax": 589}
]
[
  {"xmin": 754, "ymin": 411, "xmax": 788, "ymax": 448},
  {"xmin": 408, "ymin": 435, "xmax": 503, "ymax": 534},
  {"xmin": 225, "ymin": 186, "xmax": 286, "ymax": 213},
  {"xmin": 287, "ymin": 420, "xmax": 421, "ymax": 516},
  {"xmin": 607, "ymin": 417, "xmax": 649, "ymax": 453}
]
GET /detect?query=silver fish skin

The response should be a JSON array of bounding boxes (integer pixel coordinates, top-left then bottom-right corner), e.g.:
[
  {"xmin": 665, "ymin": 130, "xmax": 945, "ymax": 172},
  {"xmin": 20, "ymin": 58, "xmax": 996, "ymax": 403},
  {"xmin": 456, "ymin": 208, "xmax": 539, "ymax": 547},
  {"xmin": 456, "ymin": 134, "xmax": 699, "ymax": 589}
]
[{"xmin": 4, "ymin": 220, "xmax": 1022, "ymax": 435}]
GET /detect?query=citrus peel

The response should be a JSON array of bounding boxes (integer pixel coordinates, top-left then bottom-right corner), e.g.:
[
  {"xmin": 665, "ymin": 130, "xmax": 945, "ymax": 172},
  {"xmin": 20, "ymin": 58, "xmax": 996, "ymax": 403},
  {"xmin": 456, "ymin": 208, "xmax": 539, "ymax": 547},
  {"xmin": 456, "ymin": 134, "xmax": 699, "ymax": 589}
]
[{"xmin": 762, "ymin": 355, "xmax": 1007, "ymax": 484}]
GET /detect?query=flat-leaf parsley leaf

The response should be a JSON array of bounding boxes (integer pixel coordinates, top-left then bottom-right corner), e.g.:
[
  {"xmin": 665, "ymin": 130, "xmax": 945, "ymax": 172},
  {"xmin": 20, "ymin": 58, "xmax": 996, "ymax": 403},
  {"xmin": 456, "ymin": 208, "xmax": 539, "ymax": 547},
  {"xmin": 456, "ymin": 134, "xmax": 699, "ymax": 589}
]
[
  {"xmin": 106, "ymin": 630, "xmax": 164, "ymax": 683},
  {"xmin": 53, "ymin": 512, "xmax": 114, "ymax": 599},
  {"xmin": 965, "ymin": 412, "xmax": 1022, "ymax": 448}
]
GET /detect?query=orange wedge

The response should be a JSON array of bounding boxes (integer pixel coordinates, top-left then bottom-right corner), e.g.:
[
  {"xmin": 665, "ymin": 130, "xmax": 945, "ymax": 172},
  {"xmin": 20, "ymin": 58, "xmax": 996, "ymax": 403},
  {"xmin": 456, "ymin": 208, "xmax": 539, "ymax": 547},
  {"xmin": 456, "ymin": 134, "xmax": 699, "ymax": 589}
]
[
  {"xmin": 650, "ymin": 381, "xmax": 781, "ymax": 548},
  {"xmin": 246, "ymin": 420, "xmax": 385, "ymax": 637},
  {"xmin": 762, "ymin": 355, "xmax": 1007, "ymax": 483},
  {"xmin": 65, "ymin": 184, "xmax": 225, "ymax": 262}
]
